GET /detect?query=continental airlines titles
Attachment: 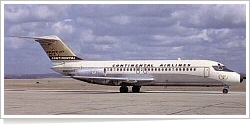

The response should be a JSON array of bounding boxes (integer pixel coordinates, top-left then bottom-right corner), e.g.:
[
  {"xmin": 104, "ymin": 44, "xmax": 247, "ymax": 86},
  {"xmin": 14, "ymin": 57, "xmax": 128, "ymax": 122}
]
[{"xmin": 112, "ymin": 63, "xmax": 191, "ymax": 68}]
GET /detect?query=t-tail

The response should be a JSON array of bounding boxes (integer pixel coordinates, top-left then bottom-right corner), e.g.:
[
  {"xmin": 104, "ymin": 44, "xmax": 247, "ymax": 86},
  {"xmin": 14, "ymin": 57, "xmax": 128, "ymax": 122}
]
[{"xmin": 11, "ymin": 35, "xmax": 83, "ymax": 63}]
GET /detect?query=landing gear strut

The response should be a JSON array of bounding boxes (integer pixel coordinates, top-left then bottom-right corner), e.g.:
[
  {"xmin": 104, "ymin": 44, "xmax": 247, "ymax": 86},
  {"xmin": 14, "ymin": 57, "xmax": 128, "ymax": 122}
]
[
  {"xmin": 132, "ymin": 86, "xmax": 141, "ymax": 93},
  {"xmin": 223, "ymin": 86, "xmax": 229, "ymax": 94},
  {"xmin": 120, "ymin": 86, "xmax": 128, "ymax": 93}
]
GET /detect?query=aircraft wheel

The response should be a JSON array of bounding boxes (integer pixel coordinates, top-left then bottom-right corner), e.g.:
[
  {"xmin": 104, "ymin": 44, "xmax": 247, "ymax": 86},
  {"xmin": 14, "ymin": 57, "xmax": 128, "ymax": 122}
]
[
  {"xmin": 132, "ymin": 86, "xmax": 141, "ymax": 93},
  {"xmin": 120, "ymin": 86, "xmax": 128, "ymax": 93},
  {"xmin": 223, "ymin": 88, "xmax": 228, "ymax": 94}
]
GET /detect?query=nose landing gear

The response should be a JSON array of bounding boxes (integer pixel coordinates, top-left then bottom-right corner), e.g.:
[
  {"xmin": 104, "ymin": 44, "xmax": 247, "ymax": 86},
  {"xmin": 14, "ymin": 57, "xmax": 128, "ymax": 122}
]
[{"xmin": 223, "ymin": 86, "xmax": 229, "ymax": 94}]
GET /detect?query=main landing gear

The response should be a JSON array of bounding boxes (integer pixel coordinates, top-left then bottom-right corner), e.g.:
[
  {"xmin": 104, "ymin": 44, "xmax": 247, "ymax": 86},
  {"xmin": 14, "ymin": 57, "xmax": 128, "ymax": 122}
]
[
  {"xmin": 223, "ymin": 86, "xmax": 229, "ymax": 94},
  {"xmin": 119, "ymin": 86, "xmax": 141, "ymax": 93},
  {"xmin": 119, "ymin": 86, "xmax": 128, "ymax": 93},
  {"xmin": 132, "ymin": 86, "xmax": 141, "ymax": 93}
]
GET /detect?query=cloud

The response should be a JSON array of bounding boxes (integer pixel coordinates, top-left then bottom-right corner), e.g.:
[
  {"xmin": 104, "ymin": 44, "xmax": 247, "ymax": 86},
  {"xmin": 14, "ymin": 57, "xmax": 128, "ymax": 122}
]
[
  {"xmin": 171, "ymin": 46, "xmax": 183, "ymax": 53},
  {"xmin": 4, "ymin": 5, "xmax": 30, "ymax": 23},
  {"xmin": 226, "ymin": 38, "xmax": 246, "ymax": 50},
  {"xmin": 110, "ymin": 16, "xmax": 131, "ymax": 25},
  {"xmin": 80, "ymin": 29, "xmax": 120, "ymax": 44},
  {"xmin": 172, "ymin": 5, "xmax": 246, "ymax": 29},
  {"xmin": 32, "ymin": 5, "xmax": 55, "ymax": 20},
  {"xmin": 51, "ymin": 20, "xmax": 74, "ymax": 35},
  {"xmin": 5, "ymin": 37, "xmax": 26, "ymax": 49},
  {"xmin": 4, "ymin": 4, "xmax": 246, "ymax": 74},
  {"xmin": 5, "ymin": 4, "xmax": 72, "ymax": 23}
]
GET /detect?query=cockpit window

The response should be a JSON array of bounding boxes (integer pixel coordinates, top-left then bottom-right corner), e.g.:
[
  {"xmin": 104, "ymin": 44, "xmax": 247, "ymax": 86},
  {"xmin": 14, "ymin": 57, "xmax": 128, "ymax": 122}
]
[{"xmin": 212, "ymin": 66, "xmax": 234, "ymax": 72}]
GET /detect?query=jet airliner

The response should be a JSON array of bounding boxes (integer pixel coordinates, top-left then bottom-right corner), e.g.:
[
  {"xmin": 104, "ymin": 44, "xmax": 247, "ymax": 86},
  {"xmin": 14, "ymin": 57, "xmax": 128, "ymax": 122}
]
[{"xmin": 13, "ymin": 35, "xmax": 244, "ymax": 93}]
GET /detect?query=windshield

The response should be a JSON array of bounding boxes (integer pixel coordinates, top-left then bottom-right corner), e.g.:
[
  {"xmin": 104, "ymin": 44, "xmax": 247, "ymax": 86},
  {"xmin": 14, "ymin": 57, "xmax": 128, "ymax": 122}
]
[{"xmin": 212, "ymin": 66, "xmax": 234, "ymax": 72}]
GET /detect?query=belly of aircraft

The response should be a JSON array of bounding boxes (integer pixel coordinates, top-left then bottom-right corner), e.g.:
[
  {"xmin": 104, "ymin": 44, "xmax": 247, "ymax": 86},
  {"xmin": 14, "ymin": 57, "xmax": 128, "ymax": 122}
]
[{"xmin": 74, "ymin": 73, "xmax": 223, "ymax": 86}]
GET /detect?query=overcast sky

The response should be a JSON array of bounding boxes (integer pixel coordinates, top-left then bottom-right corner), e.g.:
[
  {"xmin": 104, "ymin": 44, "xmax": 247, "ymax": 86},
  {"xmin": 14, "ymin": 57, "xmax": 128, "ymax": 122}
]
[{"xmin": 4, "ymin": 4, "xmax": 246, "ymax": 75}]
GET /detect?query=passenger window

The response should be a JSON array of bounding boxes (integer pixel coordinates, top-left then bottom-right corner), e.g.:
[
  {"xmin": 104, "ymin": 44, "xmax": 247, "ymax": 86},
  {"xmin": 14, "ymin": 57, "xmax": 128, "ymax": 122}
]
[
  {"xmin": 183, "ymin": 68, "xmax": 185, "ymax": 71},
  {"xmin": 176, "ymin": 68, "xmax": 178, "ymax": 71},
  {"xmin": 186, "ymin": 68, "xmax": 189, "ymax": 71},
  {"xmin": 179, "ymin": 68, "xmax": 182, "ymax": 71},
  {"xmin": 190, "ymin": 68, "xmax": 192, "ymax": 71},
  {"xmin": 194, "ymin": 68, "xmax": 196, "ymax": 71},
  {"xmin": 169, "ymin": 68, "xmax": 171, "ymax": 71},
  {"xmin": 165, "ymin": 68, "xmax": 168, "ymax": 71}
]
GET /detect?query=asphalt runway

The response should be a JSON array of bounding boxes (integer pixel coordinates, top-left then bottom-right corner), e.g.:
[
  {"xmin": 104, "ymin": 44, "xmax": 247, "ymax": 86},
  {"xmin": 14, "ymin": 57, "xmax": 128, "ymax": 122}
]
[{"xmin": 4, "ymin": 89, "xmax": 246, "ymax": 116}]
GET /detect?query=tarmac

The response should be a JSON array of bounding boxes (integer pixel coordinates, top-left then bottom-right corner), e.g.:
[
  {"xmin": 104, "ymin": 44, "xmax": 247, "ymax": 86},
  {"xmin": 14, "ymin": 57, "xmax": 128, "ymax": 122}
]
[{"xmin": 3, "ymin": 78, "xmax": 247, "ymax": 116}]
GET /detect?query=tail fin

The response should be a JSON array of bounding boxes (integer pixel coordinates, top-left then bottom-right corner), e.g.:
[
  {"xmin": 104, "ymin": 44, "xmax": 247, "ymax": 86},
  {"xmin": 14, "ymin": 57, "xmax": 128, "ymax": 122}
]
[{"xmin": 11, "ymin": 35, "xmax": 82, "ymax": 62}]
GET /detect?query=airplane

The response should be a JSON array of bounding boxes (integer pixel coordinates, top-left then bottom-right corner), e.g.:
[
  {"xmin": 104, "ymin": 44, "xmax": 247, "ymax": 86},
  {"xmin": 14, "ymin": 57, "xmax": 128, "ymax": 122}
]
[{"xmin": 12, "ymin": 35, "xmax": 244, "ymax": 94}]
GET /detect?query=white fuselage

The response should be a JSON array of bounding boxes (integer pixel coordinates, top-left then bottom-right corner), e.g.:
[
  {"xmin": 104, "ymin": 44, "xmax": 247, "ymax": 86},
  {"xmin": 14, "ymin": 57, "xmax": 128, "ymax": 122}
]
[
  {"xmin": 52, "ymin": 60, "xmax": 241, "ymax": 87},
  {"xmin": 15, "ymin": 35, "xmax": 243, "ymax": 93}
]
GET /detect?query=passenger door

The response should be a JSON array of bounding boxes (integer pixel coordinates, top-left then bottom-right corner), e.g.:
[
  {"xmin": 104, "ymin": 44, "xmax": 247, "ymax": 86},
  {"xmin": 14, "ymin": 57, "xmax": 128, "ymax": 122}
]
[{"xmin": 204, "ymin": 67, "xmax": 210, "ymax": 77}]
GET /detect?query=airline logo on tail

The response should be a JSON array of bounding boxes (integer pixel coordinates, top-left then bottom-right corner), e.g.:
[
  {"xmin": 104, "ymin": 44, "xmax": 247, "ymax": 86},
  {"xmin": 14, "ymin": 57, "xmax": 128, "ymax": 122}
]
[
  {"xmin": 11, "ymin": 35, "xmax": 82, "ymax": 61},
  {"xmin": 50, "ymin": 56, "xmax": 82, "ymax": 60}
]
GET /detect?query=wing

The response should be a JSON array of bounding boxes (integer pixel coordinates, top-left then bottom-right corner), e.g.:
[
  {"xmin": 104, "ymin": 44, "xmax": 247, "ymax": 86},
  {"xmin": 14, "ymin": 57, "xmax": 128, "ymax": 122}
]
[{"xmin": 72, "ymin": 76, "xmax": 154, "ymax": 85}]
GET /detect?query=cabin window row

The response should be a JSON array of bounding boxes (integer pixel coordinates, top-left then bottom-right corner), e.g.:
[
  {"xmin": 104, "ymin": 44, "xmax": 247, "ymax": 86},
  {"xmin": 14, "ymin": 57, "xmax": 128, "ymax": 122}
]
[{"xmin": 106, "ymin": 67, "xmax": 196, "ymax": 72}]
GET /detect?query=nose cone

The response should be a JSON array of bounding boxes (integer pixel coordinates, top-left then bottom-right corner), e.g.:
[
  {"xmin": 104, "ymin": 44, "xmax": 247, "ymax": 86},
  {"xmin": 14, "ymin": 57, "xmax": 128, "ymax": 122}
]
[{"xmin": 240, "ymin": 76, "xmax": 244, "ymax": 83}]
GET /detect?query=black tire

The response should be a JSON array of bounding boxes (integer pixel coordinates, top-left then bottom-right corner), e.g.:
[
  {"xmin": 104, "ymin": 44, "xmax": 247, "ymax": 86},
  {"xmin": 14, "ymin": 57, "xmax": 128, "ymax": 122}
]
[
  {"xmin": 120, "ymin": 86, "xmax": 128, "ymax": 93},
  {"xmin": 132, "ymin": 86, "xmax": 140, "ymax": 93},
  {"xmin": 223, "ymin": 89, "xmax": 228, "ymax": 94}
]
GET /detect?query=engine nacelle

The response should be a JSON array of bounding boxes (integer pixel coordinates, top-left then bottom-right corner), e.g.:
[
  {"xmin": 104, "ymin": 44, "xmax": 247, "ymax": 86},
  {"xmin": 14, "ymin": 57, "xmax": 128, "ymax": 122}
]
[{"xmin": 74, "ymin": 68, "xmax": 105, "ymax": 77}]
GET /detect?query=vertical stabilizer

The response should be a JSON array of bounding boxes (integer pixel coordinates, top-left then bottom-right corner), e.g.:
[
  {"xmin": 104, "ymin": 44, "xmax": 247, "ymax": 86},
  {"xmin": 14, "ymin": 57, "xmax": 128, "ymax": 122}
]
[{"xmin": 12, "ymin": 35, "xmax": 82, "ymax": 62}]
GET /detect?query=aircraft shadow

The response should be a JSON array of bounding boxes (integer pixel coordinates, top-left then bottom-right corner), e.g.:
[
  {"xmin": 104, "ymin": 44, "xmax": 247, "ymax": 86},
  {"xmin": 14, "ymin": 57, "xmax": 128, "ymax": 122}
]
[
  {"xmin": 5, "ymin": 89, "xmax": 225, "ymax": 95},
  {"xmin": 46, "ymin": 90, "xmax": 224, "ymax": 95}
]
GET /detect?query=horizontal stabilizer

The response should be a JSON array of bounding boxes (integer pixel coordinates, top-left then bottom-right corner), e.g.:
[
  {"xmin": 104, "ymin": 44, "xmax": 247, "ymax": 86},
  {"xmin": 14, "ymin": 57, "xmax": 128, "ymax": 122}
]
[{"xmin": 10, "ymin": 35, "xmax": 60, "ymax": 41}]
